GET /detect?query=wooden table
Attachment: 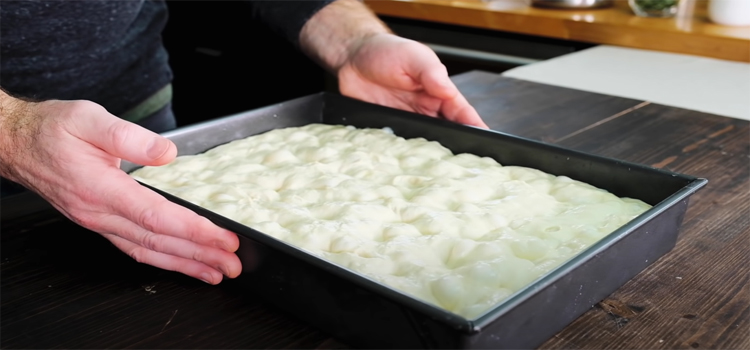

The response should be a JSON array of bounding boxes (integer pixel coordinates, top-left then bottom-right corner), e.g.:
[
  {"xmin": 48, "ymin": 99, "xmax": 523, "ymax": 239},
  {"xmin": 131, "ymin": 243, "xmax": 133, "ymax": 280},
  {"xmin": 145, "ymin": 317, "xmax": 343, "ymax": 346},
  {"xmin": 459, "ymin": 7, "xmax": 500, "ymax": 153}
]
[
  {"xmin": 1, "ymin": 71, "xmax": 748, "ymax": 349},
  {"xmin": 364, "ymin": 0, "xmax": 750, "ymax": 62}
]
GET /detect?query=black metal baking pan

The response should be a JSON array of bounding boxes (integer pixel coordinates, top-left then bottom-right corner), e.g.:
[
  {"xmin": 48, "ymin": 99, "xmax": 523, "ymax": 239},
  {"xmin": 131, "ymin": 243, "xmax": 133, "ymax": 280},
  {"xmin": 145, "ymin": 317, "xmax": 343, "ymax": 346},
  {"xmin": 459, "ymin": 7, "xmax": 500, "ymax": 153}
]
[{"xmin": 122, "ymin": 92, "xmax": 707, "ymax": 349}]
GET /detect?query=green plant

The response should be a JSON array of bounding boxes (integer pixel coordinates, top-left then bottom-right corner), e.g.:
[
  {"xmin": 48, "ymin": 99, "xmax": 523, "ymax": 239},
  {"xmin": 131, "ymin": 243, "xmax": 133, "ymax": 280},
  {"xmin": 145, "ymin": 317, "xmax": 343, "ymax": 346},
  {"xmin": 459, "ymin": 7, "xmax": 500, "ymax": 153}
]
[{"xmin": 634, "ymin": 0, "xmax": 679, "ymax": 11}]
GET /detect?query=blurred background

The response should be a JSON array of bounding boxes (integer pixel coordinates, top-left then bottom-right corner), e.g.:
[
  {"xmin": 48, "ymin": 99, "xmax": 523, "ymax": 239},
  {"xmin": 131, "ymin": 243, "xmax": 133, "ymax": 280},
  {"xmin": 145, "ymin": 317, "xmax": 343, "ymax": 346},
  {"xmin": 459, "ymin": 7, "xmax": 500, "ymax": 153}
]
[{"xmin": 161, "ymin": 1, "xmax": 594, "ymax": 126}]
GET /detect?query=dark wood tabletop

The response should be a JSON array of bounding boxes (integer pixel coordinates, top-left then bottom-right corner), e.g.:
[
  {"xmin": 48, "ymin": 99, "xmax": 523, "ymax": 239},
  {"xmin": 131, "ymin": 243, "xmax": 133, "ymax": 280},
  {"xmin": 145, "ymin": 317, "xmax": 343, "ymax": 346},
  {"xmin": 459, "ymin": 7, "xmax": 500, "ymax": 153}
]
[{"xmin": 2, "ymin": 70, "xmax": 748, "ymax": 349}]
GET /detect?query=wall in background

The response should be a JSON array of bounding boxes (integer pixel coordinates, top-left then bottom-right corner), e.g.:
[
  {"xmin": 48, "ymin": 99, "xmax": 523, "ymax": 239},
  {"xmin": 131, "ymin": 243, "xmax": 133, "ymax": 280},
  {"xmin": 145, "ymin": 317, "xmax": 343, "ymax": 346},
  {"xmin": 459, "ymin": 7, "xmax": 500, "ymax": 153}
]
[{"xmin": 161, "ymin": 1, "xmax": 329, "ymax": 127}]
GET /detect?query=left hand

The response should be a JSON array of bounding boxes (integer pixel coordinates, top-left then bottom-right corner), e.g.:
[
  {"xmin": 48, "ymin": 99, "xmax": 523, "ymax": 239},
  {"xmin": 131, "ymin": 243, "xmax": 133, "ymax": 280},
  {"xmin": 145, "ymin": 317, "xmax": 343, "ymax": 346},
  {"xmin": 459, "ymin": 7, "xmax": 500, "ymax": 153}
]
[{"xmin": 337, "ymin": 33, "xmax": 488, "ymax": 129}]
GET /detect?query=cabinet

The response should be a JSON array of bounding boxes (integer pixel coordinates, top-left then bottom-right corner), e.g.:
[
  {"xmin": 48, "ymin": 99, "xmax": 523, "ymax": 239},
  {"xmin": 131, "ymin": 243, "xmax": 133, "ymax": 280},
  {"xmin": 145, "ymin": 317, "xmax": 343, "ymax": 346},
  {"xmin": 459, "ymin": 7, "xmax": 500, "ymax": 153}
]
[{"xmin": 381, "ymin": 16, "xmax": 595, "ymax": 76}]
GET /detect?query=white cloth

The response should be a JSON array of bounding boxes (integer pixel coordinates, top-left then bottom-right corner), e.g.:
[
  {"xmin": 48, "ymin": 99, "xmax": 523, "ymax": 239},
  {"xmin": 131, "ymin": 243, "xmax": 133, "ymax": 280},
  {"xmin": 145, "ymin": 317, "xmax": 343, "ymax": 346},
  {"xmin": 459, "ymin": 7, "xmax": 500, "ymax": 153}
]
[{"xmin": 501, "ymin": 45, "xmax": 750, "ymax": 121}]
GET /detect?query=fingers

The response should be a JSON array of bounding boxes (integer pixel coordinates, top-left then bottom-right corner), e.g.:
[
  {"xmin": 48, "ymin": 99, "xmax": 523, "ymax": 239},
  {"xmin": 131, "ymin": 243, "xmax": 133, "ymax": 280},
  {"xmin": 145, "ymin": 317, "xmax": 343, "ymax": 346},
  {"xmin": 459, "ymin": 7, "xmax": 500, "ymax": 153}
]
[
  {"xmin": 101, "ymin": 213, "xmax": 242, "ymax": 282},
  {"xmin": 68, "ymin": 103, "xmax": 177, "ymax": 166},
  {"xmin": 90, "ymin": 167, "xmax": 243, "ymax": 286},
  {"xmin": 405, "ymin": 42, "xmax": 490, "ymax": 129},
  {"xmin": 440, "ymin": 93, "xmax": 490, "ymax": 129},
  {"xmin": 418, "ymin": 63, "xmax": 458, "ymax": 101},
  {"xmin": 418, "ymin": 69, "xmax": 489, "ymax": 128},
  {"xmin": 397, "ymin": 39, "xmax": 456, "ymax": 102},
  {"xmin": 344, "ymin": 35, "xmax": 490, "ymax": 128},
  {"xmin": 412, "ymin": 94, "xmax": 444, "ymax": 117},
  {"xmin": 21, "ymin": 99, "xmax": 242, "ymax": 286},
  {"xmin": 106, "ymin": 176, "xmax": 241, "ymax": 253},
  {"xmin": 89, "ymin": 173, "xmax": 243, "ymax": 285},
  {"xmin": 105, "ymin": 233, "xmax": 238, "ymax": 285}
]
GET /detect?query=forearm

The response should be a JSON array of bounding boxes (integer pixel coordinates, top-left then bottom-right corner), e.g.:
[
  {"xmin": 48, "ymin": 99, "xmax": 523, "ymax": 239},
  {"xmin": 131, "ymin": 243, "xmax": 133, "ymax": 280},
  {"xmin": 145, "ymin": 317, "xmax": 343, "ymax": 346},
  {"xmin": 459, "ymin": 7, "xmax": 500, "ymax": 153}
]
[
  {"xmin": 299, "ymin": 0, "xmax": 391, "ymax": 74},
  {"xmin": 0, "ymin": 88, "xmax": 37, "ymax": 182}
]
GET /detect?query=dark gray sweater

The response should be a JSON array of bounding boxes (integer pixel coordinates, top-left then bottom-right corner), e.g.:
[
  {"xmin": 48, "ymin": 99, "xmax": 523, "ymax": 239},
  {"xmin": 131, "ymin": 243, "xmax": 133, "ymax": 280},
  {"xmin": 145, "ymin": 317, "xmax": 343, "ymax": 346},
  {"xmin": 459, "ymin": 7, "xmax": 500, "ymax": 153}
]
[{"xmin": 0, "ymin": 0, "xmax": 332, "ymax": 117}]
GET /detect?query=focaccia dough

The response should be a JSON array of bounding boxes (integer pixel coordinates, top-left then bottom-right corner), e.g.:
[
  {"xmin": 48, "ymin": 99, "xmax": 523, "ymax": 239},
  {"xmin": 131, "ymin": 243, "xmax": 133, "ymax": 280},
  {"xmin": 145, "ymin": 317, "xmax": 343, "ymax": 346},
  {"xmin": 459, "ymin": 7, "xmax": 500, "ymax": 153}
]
[{"xmin": 131, "ymin": 123, "xmax": 651, "ymax": 319}]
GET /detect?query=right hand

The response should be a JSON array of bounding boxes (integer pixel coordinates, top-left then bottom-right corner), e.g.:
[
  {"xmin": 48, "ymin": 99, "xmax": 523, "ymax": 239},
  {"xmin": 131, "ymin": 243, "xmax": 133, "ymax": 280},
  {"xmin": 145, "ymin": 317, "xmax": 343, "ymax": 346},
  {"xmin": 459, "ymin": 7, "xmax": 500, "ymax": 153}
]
[{"xmin": 0, "ymin": 92, "xmax": 242, "ymax": 284}]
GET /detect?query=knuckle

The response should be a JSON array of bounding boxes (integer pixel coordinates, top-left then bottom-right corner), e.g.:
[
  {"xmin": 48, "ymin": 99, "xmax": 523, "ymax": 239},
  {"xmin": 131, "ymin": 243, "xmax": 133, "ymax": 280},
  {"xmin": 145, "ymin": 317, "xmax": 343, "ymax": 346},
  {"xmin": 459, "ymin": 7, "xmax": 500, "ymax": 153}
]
[
  {"xmin": 191, "ymin": 248, "xmax": 205, "ymax": 263},
  {"xmin": 105, "ymin": 120, "xmax": 136, "ymax": 149},
  {"xmin": 142, "ymin": 232, "xmax": 164, "ymax": 252},
  {"xmin": 128, "ymin": 247, "xmax": 149, "ymax": 264},
  {"xmin": 195, "ymin": 216, "xmax": 215, "ymax": 237},
  {"xmin": 186, "ymin": 215, "xmax": 212, "ymax": 244},
  {"xmin": 78, "ymin": 186, "xmax": 107, "ymax": 207},
  {"xmin": 136, "ymin": 206, "xmax": 161, "ymax": 232}
]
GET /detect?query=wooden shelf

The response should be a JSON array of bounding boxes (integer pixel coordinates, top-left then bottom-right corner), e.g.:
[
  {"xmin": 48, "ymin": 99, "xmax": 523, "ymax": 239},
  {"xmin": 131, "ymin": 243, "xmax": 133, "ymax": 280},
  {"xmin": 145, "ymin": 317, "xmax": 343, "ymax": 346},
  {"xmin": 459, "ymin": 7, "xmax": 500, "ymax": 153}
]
[{"xmin": 364, "ymin": 0, "xmax": 750, "ymax": 62}]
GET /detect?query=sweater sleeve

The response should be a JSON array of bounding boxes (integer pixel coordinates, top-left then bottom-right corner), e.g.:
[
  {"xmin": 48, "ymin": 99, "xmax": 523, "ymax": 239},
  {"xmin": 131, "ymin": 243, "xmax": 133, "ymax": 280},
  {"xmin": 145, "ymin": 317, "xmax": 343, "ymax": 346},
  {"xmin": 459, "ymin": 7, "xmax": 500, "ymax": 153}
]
[{"xmin": 247, "ymin": 1, "xmax": 336, "ymax": 49}]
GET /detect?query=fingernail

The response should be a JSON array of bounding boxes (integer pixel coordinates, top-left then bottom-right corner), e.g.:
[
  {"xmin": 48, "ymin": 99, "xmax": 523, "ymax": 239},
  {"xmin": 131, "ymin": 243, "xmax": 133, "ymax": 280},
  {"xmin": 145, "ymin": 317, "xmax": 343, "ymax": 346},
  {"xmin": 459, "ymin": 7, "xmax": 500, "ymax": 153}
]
[
  {"xmin": 199, "ymin": 273, "xmax": 213, "ymax": 284},
  {"xmin": 147, "ymin": 137, "xmax": 170, "ymax": 160}
]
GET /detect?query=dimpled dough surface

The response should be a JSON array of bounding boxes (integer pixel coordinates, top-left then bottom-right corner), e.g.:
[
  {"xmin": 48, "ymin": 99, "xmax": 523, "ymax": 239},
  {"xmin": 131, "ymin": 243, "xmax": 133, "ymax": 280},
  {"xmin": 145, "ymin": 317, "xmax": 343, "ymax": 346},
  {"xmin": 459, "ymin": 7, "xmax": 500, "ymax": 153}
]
[{"xmin": 130, "ymin": 123, "xmax": 651, "ymax": 319}]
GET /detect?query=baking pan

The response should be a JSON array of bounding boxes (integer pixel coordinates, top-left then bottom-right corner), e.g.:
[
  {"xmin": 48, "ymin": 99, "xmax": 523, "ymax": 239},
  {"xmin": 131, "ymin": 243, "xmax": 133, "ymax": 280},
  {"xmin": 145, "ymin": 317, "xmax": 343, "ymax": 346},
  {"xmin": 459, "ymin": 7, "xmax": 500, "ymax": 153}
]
[{"xmin": 122, "ymin": 92, "xmax": 707, "ymax": 349}]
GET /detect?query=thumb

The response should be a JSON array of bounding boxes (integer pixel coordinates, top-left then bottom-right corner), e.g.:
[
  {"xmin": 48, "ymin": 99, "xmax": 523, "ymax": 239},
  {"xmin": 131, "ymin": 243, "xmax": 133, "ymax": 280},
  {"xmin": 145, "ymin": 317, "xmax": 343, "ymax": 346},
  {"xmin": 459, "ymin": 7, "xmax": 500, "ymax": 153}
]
[{"xmin": 70, "ymin": 103, "xmax": 177, "ymax": 166}]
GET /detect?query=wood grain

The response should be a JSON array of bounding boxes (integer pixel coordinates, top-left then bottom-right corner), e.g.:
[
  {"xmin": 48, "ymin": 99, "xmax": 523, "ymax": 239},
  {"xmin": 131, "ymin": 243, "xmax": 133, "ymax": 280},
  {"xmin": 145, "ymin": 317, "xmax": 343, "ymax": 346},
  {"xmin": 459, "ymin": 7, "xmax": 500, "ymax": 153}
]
[
  {"xmin": 0, "ymin": 213, "xmax": 336, "ymax": 349},
  {"xmin": 452, "ymin": 71, "xmax": 646, "ymax": 143},
  {"xmin": 535, "ymin": 102, "xmax": 750, "ymax": 349},
  {"xmin": 363, "ymin": 0, "xmax": 750, "ymax": 62},
  {"xmin": 2, "ymin": 71, "xmax": 747, "ymax": 349}
]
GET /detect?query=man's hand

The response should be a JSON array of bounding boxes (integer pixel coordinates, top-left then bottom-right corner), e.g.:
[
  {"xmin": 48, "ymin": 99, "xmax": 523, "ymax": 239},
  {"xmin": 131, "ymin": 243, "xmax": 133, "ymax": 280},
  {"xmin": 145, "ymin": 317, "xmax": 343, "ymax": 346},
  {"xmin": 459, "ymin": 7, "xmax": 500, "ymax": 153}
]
[
  {"xmin": 0, "ymin": 91, "xmax": 242, "ymax": 284},
  {"xmin": 338, "ymin": 34, "xmax": 488, "ymax": 128},
  {"xmin": 300, "ymin": 0, "xmax": 488, "ymax": 129}
]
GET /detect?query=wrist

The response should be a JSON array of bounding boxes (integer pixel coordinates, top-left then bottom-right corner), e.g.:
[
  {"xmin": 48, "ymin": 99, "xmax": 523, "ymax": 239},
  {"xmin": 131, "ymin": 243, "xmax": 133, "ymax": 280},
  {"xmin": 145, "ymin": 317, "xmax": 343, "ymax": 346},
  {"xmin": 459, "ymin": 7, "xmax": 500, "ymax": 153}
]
[
  {"xmin": 0, "ymin": 89, "xmax": 39, "ymax": 182},
  {"xmin": 299, "ymin": 0, "xmax": 391, "ymax": 74}
]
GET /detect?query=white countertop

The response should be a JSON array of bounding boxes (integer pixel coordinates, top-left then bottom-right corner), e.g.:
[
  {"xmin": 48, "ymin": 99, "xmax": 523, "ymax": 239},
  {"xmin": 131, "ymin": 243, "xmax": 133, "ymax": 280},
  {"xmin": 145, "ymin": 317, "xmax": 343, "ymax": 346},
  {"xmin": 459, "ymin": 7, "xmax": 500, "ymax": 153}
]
[{"xmin": 501, "ymin": 45, "xmax": 750, "ymax": 121}]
